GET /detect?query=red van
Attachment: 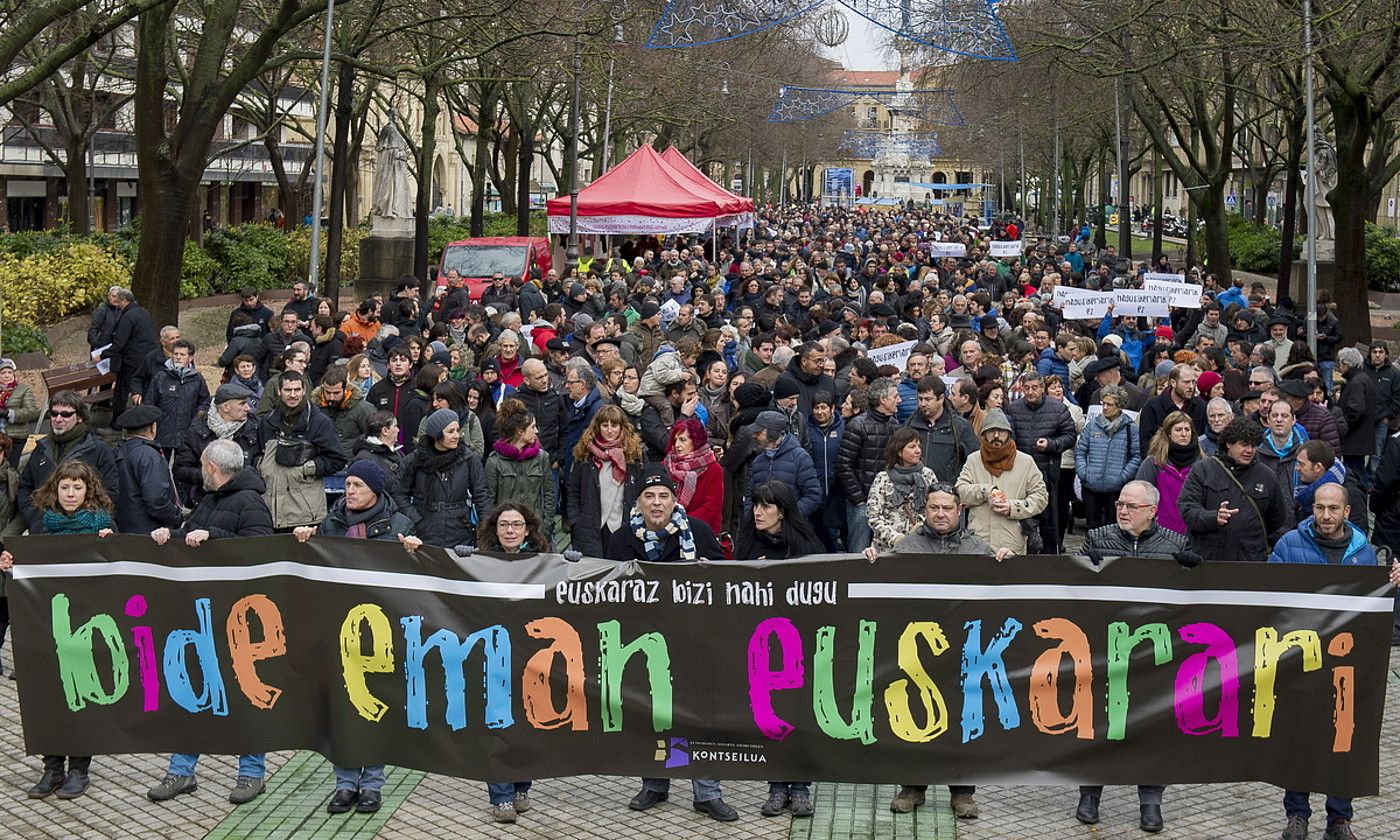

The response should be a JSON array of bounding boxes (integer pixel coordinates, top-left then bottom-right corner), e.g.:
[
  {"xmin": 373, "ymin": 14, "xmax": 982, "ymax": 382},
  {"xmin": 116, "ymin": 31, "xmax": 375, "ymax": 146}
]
[{"xmin": 437, "ymin": 236, "xmax": 552, "ymax": 301}]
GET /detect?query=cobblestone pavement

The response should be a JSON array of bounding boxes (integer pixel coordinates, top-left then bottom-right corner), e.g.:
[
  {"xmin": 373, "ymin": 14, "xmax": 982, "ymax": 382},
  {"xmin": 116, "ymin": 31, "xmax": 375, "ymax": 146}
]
[{"xmin": 2, "ymin": 623, "xmax": 1398, "ymax": 839}]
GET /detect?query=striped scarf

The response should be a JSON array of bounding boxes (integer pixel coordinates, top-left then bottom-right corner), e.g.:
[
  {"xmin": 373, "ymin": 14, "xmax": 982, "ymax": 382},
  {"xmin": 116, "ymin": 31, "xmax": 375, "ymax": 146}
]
[{"xmin": 630, "ymin": 505, "xmax": 696, "ymax": 562}]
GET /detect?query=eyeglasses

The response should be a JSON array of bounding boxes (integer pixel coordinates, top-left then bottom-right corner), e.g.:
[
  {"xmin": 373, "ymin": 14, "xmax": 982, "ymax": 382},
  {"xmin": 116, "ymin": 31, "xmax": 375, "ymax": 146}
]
[
  {"xmin": 48, "ymin": 409, "xmax": 77, "ymax": 418},
  {"xmin": 564, "ymin": 379, "xmax": 582, "ymax": 386},
  {"xmin": 498, "ymin": 521, "xmax": 527, "ymax": 530},
  {"xmin": 1114, "ymin": 502, "xmax": 1155, "ymax": 511}
]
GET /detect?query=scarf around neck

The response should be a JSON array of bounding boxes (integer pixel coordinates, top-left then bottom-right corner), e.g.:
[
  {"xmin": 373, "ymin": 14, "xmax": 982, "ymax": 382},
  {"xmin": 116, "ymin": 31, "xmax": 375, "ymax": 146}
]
[
  {"xmin": 204, "ymin": 402, "xmax": 246, "ymax": 440},
  {"xmin": 0, "ymin": 380, "xmax": 16, "ymax": 411},
  {"xmin": 43, "ymin": 507, "xmax": 113, "ymax": 534},
  {"xmin": 1167, "ymin": 440, "xmax": 1201, "ymax": 468},
  {"xmin": 630, "ymin": 504, "xmax": 697, "ymax": 562},
  {"xmin": 664, "ymin": 446, "xmax": 717, "ymax": 508},
  {"xmin": 884, "ymin": 463, "xmax": 931, "ymax": 511},
  {"xmin": 589, "ymin": 437, "xmax": 629, "ymax": 483},
  {"xmin": 493, "ymin": 437, "xmax": 542, "ymax": 461},
  {"xmin": 979, "ymin": 437, "xmax": 1018, "ymax": 476}
]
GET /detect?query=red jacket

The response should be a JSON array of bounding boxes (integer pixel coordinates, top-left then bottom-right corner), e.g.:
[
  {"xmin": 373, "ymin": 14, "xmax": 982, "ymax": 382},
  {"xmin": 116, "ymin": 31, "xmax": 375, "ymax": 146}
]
[{"xmin": 682, "ymin": 463, "xmax": 725, "ymax": 536}]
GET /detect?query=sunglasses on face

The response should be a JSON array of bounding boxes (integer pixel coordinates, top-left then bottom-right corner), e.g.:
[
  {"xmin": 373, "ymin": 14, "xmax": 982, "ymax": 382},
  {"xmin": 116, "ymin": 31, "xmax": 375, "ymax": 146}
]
[{"xmin": 49, "ymin": 410, "xmax": 78, "ymax": 419}]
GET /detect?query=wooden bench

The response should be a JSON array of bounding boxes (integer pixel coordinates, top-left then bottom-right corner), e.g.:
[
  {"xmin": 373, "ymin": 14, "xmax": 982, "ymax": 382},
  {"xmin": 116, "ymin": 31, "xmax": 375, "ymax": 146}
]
[{"xmin": 38, "ymin": 360, "xmax": 117, "ymax": 432}]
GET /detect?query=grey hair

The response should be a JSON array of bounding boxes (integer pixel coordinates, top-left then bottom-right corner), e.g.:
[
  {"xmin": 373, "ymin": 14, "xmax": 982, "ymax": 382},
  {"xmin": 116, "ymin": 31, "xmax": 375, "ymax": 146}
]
[
  {"xmin": 1337, "ymin": 347, "xmax": 1364, "ymax": 368},
  {"xmin": 1251, "ymin": 365, "xmax": 1279, "ymax": 384},
  {"xmin": 1121, "ymin": 480, "xmax": 1160, "ymax": 507},
  {"xmin": 116, "ymin": 288, "xmax": 135, "ymax": 303},
  {"xmin": 869, "ymin": 376, "xmax": 899, "ymax": 403},
  {"xmin": 1207, "ymin": 396, "xmax": 1235, "ymax": 415},
  {"xmin": 159, "ymin": 325, "xmax": 181, "ymax": 340},
  {"xmin": 1099, "ymin": 384, "xmax": 1128, "ymax": 405},
  {"xmin": 772, "ymin": 345, "xmax": 796, "ymax": 368},
  {"xmin": 201, "ymin": 438, "xmax": 247, "ymax": 477},
  {"xmin": 565, "ymin": 358, "xmax": 596, "ymax": 389},
  {"xmin": 497, "ymin": 329, "xmax": 519, "ymax": 345}
]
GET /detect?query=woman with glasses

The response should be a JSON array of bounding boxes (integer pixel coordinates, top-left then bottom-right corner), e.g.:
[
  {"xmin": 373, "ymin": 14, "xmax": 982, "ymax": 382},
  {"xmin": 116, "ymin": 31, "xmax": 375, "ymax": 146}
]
[{"xmin": 16, "ymin": 390, "xmax": 118, "ymax": 532}]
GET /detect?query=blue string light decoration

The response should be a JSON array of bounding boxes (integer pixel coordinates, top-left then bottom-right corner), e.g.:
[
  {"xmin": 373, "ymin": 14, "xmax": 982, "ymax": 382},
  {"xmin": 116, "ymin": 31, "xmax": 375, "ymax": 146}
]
[
  {"xmin": 647, "ymin": 0, "xmax": 1017, "ymax": 62},
  {"xmin": 840, "ymin": 129, "xmax": 943, "ymax": 158},
  {"xmin": 767, "ymin": 86, "xmax": 965, "ymax": 124}
]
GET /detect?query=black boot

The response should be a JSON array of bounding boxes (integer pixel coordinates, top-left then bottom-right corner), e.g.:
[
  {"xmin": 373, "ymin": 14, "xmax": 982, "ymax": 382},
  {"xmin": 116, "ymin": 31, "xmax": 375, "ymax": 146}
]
[
  {"xmin": 1140, "ymin": 803, "xmax": 1163, "ymax": 833},
  {"xmin": 56, "ymin": 769, "xmax": 90, "ymax": 800},
  {"xmin": 1076, "ymin": 792, "xmax": 1100, "ymax": 824},
  {"xmin": 28, "ymin": 768, "xmax": 65, "ymax": 799}
]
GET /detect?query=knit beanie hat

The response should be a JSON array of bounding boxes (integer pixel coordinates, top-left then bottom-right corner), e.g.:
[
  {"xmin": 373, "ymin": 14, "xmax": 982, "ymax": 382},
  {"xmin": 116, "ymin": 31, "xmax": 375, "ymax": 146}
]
[
  {"xmin": 734, "ymin": 382, "xmax": 770, "ymax": 410},
  {"xmin": 346, "ymin": 459, "xmax": 387, "ymax": 497},
  {"xmin": 423, "ymin": 408, "xmax": 458, "ymax": 441}
]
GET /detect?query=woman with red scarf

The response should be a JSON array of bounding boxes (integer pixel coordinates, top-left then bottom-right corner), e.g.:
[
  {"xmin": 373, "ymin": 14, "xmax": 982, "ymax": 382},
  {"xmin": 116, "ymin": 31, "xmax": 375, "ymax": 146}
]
[
  {"xmin": 485, "ymin": 398, "xmax": 555, "ymax": 541},
  {"xmin": 663, "ymin": 418, "xmax": 724, "ymax": 535},
  {"xmin": 567, "ymin": 405, "xmax": 644, "ymax": 557},
  {"xmin": 0, "ymin": 359, "xmax": 39, "ymax": 469}
]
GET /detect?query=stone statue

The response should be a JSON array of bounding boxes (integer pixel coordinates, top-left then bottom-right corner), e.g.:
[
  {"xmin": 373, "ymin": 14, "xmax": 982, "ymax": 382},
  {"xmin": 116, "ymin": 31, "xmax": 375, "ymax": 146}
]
[
  {"xmin": 370, "ymin": 118, "xmax": 415, "ymax": 225},
  {"xmin": 1306, "ymin": 142, "xmax": 1336, "ymax": 243}
]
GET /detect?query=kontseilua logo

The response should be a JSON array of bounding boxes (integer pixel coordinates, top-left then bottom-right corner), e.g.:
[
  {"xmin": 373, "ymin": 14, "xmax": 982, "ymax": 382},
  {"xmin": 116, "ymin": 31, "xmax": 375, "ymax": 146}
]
[{"xmin": 654, "ymin": 737, "xmax": 690, "ymax": 768}]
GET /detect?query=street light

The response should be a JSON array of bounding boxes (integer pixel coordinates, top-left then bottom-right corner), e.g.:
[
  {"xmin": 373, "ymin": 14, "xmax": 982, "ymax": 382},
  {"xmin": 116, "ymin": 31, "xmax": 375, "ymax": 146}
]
[
  {"xmin": 1303, "ymin": 0, "xmax": 1318, "ymax": 355},
  {"xmin": 307, "ymin": 0, "xmax": 336, "ymax": 297},
  {"xmin": 600, "ymin": 10, "xmax": 626, "ymax": 174},
  {"xmin": 566, "ymin": 2, "xmax": 627, "ymax": 274}
]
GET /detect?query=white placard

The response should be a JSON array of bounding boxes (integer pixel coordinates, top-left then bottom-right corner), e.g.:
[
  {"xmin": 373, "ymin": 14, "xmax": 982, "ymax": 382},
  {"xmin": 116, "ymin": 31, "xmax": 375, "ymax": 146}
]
[
  {"xmin": 867, "ymin": 339, "xmax": 917, "ymax": 372},
  {"xmin": 928, "ymin": 242, "xmax": 966, "ymax": 258},
  {"xmin": 1144, "ymin": 279, "xmax": 1204, "ymax": 308},
  {"xmin": 989, "ymin": 240, "xmax": 1023, "ymax": 258},
  {"xmin": 1143, "ymin": 272, "xmax": 1188, "ymax": 284},
  {"xmin": 1060, "ymin": 289, "xmax": 1116, "ymax": 319},
  {"xmin": 1113, "ymin": 289, "xmax": 1172, "ymax": 318}
]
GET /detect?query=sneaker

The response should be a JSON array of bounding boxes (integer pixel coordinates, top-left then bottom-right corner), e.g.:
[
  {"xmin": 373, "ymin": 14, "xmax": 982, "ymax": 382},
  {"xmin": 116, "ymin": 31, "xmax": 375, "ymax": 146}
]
[
  {"xmin": 356, "ymin": 790, "xmax": 381, "ymax": 813},
  {"xmin": 1282, "ymin": 814, "xmax": 1310, "ymax": 840},
  {"xmin": 789, "ymin": 791, "xmax": 814, "ymax": 818},
  {"xmin": 148, "ymin": 773, "xmax": 198, "ymax": 802},
  {"xmin": 951, "ymin": 791, "xmax": 979, "ymax": 819},
  {"xmin": 889, "ymin": 786, "xmax": 926, "ymax": 813},
  {"xmin": 512, "ymin": 792, "xmax": 530, "ymax": 813},
  {"xmin": 55, "ymin": 770, "xmax": 89, "ymax": 801},
  {"xmin": 693, "ymin": 798, "xmax": 739, "ymax": 822},
  {"xmin": 1322, "ymin": 821, "xmax": 1357, "ymax": 840},
  {"xmin": 228, "ymin": 776, "xmax": 264, "ymax": 805},
  {"xmin": 491, "ymin": 802, "xmax": 517, "ymax": 823},
  {"xmin": 760, "ymin": 791, "xmax": 788, "ymax": 817},
  {"xmin": 327, "ymin": 789, "xmax": 358, "ymax": 813}
]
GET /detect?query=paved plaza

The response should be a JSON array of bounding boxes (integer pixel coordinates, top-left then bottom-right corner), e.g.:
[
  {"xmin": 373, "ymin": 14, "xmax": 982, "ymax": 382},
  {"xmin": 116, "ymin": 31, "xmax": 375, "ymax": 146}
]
[{"xmin": 0, "ymin": 642, "xmax": 1397, "ymax": 840}]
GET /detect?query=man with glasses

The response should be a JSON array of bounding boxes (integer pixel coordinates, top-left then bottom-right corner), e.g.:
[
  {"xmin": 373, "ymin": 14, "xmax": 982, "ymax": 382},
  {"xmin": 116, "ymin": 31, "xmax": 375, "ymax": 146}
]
[{"xmin": 17, "ymin": 391, "xmax": 119, "ymax": 531}]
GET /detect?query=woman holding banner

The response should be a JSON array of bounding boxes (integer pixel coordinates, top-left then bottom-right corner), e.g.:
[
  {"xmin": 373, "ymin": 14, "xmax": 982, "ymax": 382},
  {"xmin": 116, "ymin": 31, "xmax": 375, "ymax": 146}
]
[{"xmin": 1, "ymin": 460, "xmax": 114, "ymax": 800}]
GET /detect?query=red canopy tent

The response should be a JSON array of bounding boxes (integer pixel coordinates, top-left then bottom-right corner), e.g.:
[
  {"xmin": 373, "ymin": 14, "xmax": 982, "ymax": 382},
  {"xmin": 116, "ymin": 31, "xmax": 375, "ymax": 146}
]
[
  {"xmin": 657, "ymin": 146, "xmax": 755, "ymax": 227},
  {"xmin": 546, "ymin": 145, "xmax": 731, "ymax": 235}
]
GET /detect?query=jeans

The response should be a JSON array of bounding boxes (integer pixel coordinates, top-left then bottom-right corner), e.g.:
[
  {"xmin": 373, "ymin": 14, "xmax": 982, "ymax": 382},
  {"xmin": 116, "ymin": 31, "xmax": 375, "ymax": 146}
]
[
  {"xmin": 1080, "ymin": 784, "xmax": 1165, "ymax": 805},
  {"xmin": 768, "ymin": 781, "xmax": 810, "ymax": 796},
  {"xmin": 1283, "ymin": 790, "xmax": 1353, "ymax": 824},
  {"xmin": 334, "ymin": 765, "xmax": 385, "ymax": 792},
  {"xmin": 168, "ymin": 753, "xmax": 265, "ymax": 778},
  {"xmin": 846, "ymin": 503, "xmax": 871, "ymax": 553},
  {"xmin": 900, "ymin": 784, "xmax": 976, "ymax": 796},
  {"xmin": 487, "ymin": 780, "xmax": 532, "ymax": 805},
  {"xmin": 1318, "ymin": 361, "xmax": 1337, "ymax": 397},
  {"xmin": 642, "ymin": 776, "xmax": 722, "ymax": 802}
]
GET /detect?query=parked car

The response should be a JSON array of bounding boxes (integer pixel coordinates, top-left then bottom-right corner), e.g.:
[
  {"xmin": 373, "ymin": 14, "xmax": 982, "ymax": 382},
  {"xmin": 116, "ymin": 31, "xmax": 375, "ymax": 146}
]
[{"xmin": 438, "ymin": 236, "xmax": 552, "ymax": 300}]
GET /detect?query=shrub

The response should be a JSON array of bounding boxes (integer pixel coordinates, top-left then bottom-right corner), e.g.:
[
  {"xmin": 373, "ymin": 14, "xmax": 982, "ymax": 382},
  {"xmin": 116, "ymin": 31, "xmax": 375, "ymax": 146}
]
[
  {"xmin": 1366, "ymin": 223, "xmax": 1400, "ymax": 291},
  {"xmin": 181, "ymin": 239, "xmax": 219, "ymax": 299},
  {"xmin": 287, "ymin": 224, "xmax": 367, "ymax": 286},
  {"xmin": 1, "ymin": 319, "xmax": 54, "ymax": 356},
  {"xmin": 0, "ymin": 240, "xmax": 131, "ymax": 325},
  {"xmin": 204, "ymin": 223, "xmax": 290, "ymax": 293}
]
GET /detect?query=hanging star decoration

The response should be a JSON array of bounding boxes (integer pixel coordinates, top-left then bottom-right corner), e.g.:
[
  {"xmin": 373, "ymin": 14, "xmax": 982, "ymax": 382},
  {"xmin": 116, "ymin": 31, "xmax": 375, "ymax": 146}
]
[
  {"xmin": 647, "ymin": 0, "xmax": 1017, "ymax": 62},
  {"xmin": 840, "ymin": 129, "xmax": 943, "ymax": 159},
  {"xmin": 768, "ymin": 86, "xmax": 965, "ymax": 124}
]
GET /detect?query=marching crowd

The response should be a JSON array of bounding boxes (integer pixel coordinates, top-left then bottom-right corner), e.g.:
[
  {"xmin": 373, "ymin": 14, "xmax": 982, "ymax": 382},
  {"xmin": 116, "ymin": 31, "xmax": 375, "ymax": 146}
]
[{"xmin": 1, "ymin": 203, "xmax": 1399, "ymax": 839}]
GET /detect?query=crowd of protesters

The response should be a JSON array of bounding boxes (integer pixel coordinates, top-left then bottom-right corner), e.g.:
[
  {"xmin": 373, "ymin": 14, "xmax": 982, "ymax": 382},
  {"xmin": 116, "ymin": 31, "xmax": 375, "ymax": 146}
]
[{"xmin": 1, "ymin": 202, "xmax": 1399, "ymax": 839}]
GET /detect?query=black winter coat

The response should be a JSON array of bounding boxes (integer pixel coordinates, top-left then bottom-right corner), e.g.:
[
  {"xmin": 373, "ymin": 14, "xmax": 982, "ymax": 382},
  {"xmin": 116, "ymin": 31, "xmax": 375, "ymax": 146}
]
[
  {"xmin": 513, "ymin": 385, "xmax": 568, "ymax": 461},
  {"xmin": 351, "ymin": 436, "xmax": 406, "ymax": 494},
  {"xmin": 218, "ymin": 324, "xmax": 269, "ymax": 377},
  {"xmin": 173, "ymin": 412, "xmax": 260, "ymax": 501},
  {"xmin": 1137, "ymin": 392, "xmax": 1208, "ymax": 454},
  {"xmin": 1003, "ymin": 397, "xmax": 1077, "ymax": 472},
  {"xmin": 773, "ymin": 356, "xmax": 838, "ymax": 418},
  {"xmin": 566, "ymin": 457, "xmax": 644, "ymax": 557},
  {"xmin": 175, "ymin": 468, "xmax": 273, "ymax": 539},
  {"xmin": 226, "ymin": 302, "xmax": 275, "ymax": 340},
  {"xmin": 906, "ymin": 408, "xmax": 978, "ymax": 483},
  {"xmin": 308, "ymin": 331, "xmax": 346, "ymax": 385},
  {"xmin": 1362, "ymin": 360, "xmax": 1400, "ymax": 421},
  {"xmin": 393, "ymin": 440, "xmax": 492, "ymax": 548},
  {"xmin": 107, "ymin": 301, "xmax": 158, "ymax": 373},
  {"xmin": 114, "ymin": 436, "xmax": 184, "ymax": 534},
  {"xmin": 1338, "ymin": 366, "xmax": 1377, "ymax": 458},
  {"xmin": 1082, "ymin": 523, "xmax": 1196, "ymax": 565},
  {"xmin": 1177, "ymin": 455, "xmax": 1294, "ymax": 563},
  {"xmin": 145, "ymin": 363, "xmax": 211, "ymax": 448},
  {"xmin": 88, "ymin": 303, "xmax": 120, "ymax": 350},
  {"xmin": 18, "ymin": 429, "xmax": 119, "ymax": 531},
  {"xmin": 605, "ymin": 514, "xmax": 726, "ymax": 562},
  {"xmin": 366, "ymin": 376, "xmax": 415, "ymax": 446},
  {"xmin": 256, "ymin": 403, "xmax": 348, "ymax": 478},
  {"xmin": 836, "ymin": 408, "xmax": 897, "ymax": 504}
]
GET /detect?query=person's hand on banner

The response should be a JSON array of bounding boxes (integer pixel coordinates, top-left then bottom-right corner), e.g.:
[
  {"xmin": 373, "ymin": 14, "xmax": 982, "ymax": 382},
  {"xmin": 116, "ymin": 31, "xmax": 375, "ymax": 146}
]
[
  {"xmin": 862, "ymin": 547, "xmax": 878, "ymax": 563},
  {"xmin": 185, "ymin": 530, "xmax": 210, "ymax": 547},
  {"xmin": 97, "ymin": 528, "xmax": 113, "ymax": 538},
  {"xmin": 151, "ymin": 528, "xmax": 171, "ymax": 545},
  {"xmin": 0, "ymin": 550, "xmax": 12, "ymax": 572},
  {"xmin": 293, "ymin": 526, "xmax": 315, "ymax": 543},
  {"xmin": 1389, "ymin": 560, "xmax": 1400, "ymax": 588},
  {"xmin": 994, "ymin": 548, "xmax": 1013, "ymax": 562},
  {"xmin": 399, "ymin": 534, "xmax": 423, "ymax": 553}
]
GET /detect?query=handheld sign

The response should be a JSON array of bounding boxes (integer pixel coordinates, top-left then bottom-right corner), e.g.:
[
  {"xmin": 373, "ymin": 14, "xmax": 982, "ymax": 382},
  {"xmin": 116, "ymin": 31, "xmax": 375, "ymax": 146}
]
[
  {"xmin": 867, "ymin": 340, "xmax": 917, "ymax": 372},
  {"xmin": 1114, "ymin": 289, "xmax": 1172, "ymax": 318},
  {"xmin": 1144, "ymin": 279, "xmax": 1203, "ymax": 308},
  {"xmin": 1060, "ymin": 289, "xmax": 1115, "ymax": 320},
  {"xmin": 989, "ymin": 241, "xmax": 1023, "ymax": 258},
  {"xmin": 929, "ymin": 242, "xmax": 966, "ymax": 258}
]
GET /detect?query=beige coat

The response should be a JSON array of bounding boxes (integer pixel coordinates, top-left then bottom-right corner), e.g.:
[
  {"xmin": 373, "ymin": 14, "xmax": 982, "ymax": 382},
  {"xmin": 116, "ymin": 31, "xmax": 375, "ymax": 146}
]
[{"xmin": 956, "ymin": 449, "xmax": 1049, "ymax": 553}]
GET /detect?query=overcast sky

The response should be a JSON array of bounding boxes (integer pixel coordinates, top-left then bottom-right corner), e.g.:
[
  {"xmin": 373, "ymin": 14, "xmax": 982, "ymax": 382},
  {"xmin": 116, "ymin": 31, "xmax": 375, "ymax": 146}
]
[{"xmin": 819, "ymin": 12, "xmax": 900, "ymax": 71}]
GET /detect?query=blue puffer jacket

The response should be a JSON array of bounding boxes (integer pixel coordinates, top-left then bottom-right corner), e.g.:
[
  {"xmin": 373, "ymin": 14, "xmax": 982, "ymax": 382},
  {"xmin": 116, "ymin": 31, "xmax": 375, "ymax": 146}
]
[
  {"xmin": 895, "ymin": 376, "xmax": 918, "ymax": 423},
  {"xmin": 748, "ymin": 432, "xmax": 823, "ymax": 518},
  {"xmin": 1074, "ymin": 412, "xmax": 1142, "ymax": 492},
  {"xmin": 1036, "ymin": 347, "xmax": 1069, "ymax": 383},
  {"xmin": 1268, "ymin": 517, "xmax": 1377, "ymax": 565}
]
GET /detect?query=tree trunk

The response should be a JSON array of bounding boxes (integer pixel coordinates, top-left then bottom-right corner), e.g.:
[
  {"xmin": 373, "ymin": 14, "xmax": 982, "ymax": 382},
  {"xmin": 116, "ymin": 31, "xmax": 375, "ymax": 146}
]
[
  {"xmin": 1327, "ymin": 88, "xmax": 1375, "ymax": 344},
  {"xmin": 1094, "ymin": 150, "xmax": 1108, "ymax": 250},
  {"xmin": 1151, "ymin": 146, "xmax": 1163, "ymax": 260},
  {"xmin": 1276, "ymin": 131, "xmax": 1302, "ymax": 302},
  {"xmin": 515, "ymin": 115, "xmax": 533, "ymax": 237},
  {"xmin": 133, "ymin": 170, "xmax": 201, "ymax": 326},
  {"xmin": 64, "ymin": 136, "xmax": 90, "ymax": 234},
  {"xmin": 470, "ymin": 93, "xmax": 495, "ymax": 237},
  {"xmin": 1197, "ymin": 191, "xmax": 1232, "ymax": 286},
  {"xmin": 414, "ymin": 75, "xmax": 440, "ymax": 282},
  {"xmin": 324, "ymin": 59, "xmax": 355, "ymax": 309}
]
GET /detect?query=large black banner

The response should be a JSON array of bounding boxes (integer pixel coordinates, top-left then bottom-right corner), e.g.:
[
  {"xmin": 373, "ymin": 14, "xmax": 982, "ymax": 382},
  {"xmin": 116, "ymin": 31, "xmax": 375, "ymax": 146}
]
[{"xmin": 6, "ymin": 535, "xmax": 1392, "ymax": 796}]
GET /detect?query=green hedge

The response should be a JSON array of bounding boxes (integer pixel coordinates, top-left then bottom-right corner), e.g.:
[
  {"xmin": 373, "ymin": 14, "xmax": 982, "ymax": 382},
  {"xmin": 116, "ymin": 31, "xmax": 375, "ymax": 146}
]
[
  {"xmin": 1200, "ymin": 215, "xmax": 1400, "ymax": 289},
  {"xmin": 1365, "ymin": 223, "xmax": 1400, "ymax": 290}
]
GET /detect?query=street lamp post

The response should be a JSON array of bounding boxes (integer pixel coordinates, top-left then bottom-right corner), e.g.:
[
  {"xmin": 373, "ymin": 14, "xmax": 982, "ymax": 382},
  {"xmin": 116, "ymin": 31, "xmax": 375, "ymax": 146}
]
[
  {"xmin": 566, "ymin": 34, "xmax": 583, "ymax": 273},
  {"xmin": 600, "ymin": 19, "xmax": 624, "ymax": 173},
  {"xmin": 307, "ymin": 0, "xmax": 336, "ymax": 297},
  {"xmin": 1303, "ymin": 0, "xmax": 1318, "ymax": 355}
]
